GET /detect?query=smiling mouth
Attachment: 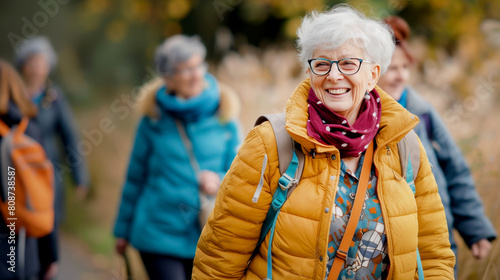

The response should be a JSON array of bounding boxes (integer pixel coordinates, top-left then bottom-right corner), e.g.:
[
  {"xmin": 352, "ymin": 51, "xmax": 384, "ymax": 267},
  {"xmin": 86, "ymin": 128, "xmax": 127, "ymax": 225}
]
[{"xmin": 326, "ymin": 88, "xmax": 350, "ymax": 95}]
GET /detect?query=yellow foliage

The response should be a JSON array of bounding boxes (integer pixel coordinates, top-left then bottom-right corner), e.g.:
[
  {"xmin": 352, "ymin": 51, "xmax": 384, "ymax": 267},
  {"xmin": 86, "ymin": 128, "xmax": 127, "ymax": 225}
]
[
  {"xmin": 248, "ymin": 0, "xmax": 271, "ymax": 6},
  {"xmin": 302, "ymin": 0, "xmax": 324, "ymax": 12},
  {"xmin": 458, "ymin": 34, "xmax": 482, "ymax": 63},
  {"xmin": 106, "ymin": 21, "xmax": 128, "ymax": 43},
  {"xmin": 272, "ymin": 0, "xmax": 322, "ymax": 18},
  {"xmin": 274, "ymin": 0, "xmax": 303, "ymax": 18},
  {"xmin": 283, "ymin": 16, "xmax": 302, "ymax": 39},
  {"xmin": 84, "ymin": 0, "xmax": 109, "ymax": 15},
  {"xmin": 388, "ymin": 0, "xmax": 408, "ymax": 12},
  {"xmin": 429, "ymin": 0, "xmax": 449, "ymax": 10},
  {"xmin": 129, "ymin": 0, "xmax": 151, "ymax": 21},
  {"xmin": 166, "ymin": 0, "xmax": 191, "ymax": 20},
  {"xmin": 458, "ymin": 13, "xmax": 480, "ymax": 34},
  {"xmin": 349, "ymin": 0, "xmax": 383, "ymax": 17},
  {"xmin": 163, "ymin": 21, "xmax": 183, "ymax": 37},
  {"xmin": 78, "ymin": 3, "xmax": 100, "ymax": 32}
]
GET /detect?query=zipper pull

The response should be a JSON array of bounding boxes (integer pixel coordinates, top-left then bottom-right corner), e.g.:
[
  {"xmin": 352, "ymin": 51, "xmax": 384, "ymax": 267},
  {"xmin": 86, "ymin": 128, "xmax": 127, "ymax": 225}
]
[{"xmin": 309, "ymin": 149, "xmax": 316, "ymax": 159}]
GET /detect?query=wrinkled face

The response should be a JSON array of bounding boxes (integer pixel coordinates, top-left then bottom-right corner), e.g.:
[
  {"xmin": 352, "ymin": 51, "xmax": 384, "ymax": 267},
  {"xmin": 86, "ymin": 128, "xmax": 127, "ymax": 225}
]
[
  {"xmin": 21, "ymin": 53, "xmax": 50, "ymax": 85},
  {"xmin": 308, "ymin": 41, "xmax": 380, "ymax": 123},
  {"xmin": 164, "ymin": 54, "xmax": 206, "ymax": 99},
  {"xmin": 378, "ymin": 47, "xmax": 410, "ymax": 100}
]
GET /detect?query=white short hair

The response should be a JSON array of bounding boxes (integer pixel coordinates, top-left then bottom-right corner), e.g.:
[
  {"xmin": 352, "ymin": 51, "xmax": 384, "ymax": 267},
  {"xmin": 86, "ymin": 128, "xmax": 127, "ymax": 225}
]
[
  {"xmin": 296, "ymin": 5, "xmax": 395, "ymax": 74},
  {"xmin": 15, "ymin": 36, "xmax": 58, "ymax": 70},
  {"xmin": 154, "ymin": 35, "xmax": 206, "ymax": 75}
]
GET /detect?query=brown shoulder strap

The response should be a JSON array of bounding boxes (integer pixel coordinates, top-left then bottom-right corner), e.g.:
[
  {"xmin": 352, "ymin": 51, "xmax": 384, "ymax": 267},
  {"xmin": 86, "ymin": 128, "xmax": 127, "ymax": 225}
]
[
  {"xmin": 328, "ymin": 141, "xmax": 374, "ymax": 280},
  {"xmin": 175, "ymin": 119, "xmax": 201, "ymax": 175}
]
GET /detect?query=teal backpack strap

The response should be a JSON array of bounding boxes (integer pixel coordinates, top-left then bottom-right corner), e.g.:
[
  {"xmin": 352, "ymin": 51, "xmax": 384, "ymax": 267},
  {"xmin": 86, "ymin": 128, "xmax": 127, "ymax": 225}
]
[
  {"xmin": 251, "ymin": 113, "xmax": 304, "ymax": 279},
  {"xmin": 397, "ymin": 129, "xmax": 424, "ymax": 279},
  {"xmin": 416, "ymin": 248, "xmax": 424, "ymax": 279},
  {"xmin": 264, "ymin": 151, "xmax": 299, "ymax": 280}
]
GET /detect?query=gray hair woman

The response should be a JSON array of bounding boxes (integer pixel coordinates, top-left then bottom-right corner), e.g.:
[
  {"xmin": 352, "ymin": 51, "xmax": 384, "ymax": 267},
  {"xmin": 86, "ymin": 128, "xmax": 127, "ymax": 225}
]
[
  {"xmin": 154, "ymin": 35, "xmax": 208, "ymax": 99},
  {"xmin": 192, "ymin": 5, "xmax": 455, "ymax": 279},
  {"xmin": 113, "ymin": 35, "xmax": 241, "ymax": 280},
  {"xmin": 15, "ymin": 36, "xmax": 90, "ymax": 280},
  {"xmin": 15, "ymin": 36, "xmax": 58, "ymax": 71}
]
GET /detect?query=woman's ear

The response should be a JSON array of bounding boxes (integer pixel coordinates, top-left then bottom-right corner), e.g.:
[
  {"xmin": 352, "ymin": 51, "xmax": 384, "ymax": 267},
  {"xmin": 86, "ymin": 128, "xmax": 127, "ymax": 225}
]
[
  {"xmin": 163, "ymin": 75, "xmax": 175, "ymax": 91},
  {"xmin": 367, "ymin": 64, "xmax": 381, "ymax": 91}
]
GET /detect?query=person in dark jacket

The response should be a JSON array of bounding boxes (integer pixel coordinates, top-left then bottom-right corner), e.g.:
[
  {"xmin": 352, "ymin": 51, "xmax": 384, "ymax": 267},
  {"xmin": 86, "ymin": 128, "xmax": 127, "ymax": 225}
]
[
  {"xmin": 0, "ymin": 59, "xmax": 45, "ymax": 280},
  {"xmin": 113, "ymin": 35, "xmax": 241, "ymax": 280},
  {"xmin": 378, "ymin": 16, "xmax": 497, "ymax": 276},
  {"xmin": 15, "ymin": 36, "xmax": 90, "ymax": 280}
]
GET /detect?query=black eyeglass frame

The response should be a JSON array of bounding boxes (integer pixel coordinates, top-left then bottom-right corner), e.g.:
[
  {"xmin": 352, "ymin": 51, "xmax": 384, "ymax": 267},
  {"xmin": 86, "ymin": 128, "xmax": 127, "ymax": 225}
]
[{"xmin": 307, "ymin": 57, "xmax": 375, "ymax": 76}]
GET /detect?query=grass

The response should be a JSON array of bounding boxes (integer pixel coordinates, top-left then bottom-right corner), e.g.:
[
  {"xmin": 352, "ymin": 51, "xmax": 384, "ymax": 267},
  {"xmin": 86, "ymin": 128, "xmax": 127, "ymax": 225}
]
[
  {"xmin": 454, "ymin": 116, "xmax": 500, "ymax": 279},
  {"xmin": 61, "ymin": 183, "xmax": 115, "ymax": 258}
]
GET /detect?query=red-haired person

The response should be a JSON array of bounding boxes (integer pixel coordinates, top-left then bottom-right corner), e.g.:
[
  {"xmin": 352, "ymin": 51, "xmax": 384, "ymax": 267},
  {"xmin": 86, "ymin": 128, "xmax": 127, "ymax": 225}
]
[
  {"xmin": 378, "ymin": 15, "xmax": 497, "ymax": 276},
  {"xmin": 0, "ymin": 59, "xmax": 48, "ymax": 280}
]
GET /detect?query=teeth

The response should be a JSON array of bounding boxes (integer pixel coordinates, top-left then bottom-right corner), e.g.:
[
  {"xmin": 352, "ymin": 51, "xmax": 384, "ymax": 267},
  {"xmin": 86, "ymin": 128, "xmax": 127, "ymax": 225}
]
[{"xmin": 327, "ymin": 89, "xmax": 348, "ymax": 94}]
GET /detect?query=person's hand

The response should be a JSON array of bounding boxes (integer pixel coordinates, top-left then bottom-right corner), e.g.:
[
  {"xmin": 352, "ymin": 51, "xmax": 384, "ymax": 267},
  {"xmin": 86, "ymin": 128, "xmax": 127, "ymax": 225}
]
[
  {"xmin": 115, "ymin": 238, "xmax": 129, "ymax": 255},
  {"xmin": 75, "ymin": 185, "xmax": 89, "ymax": 201},
  {"xmin": 471, "ymin": 238, "xmax": 492, "ymax": 259},
  {"xmin": 198, "ymin": 171, "xmax": 221, "ymax": 196},
  {"xmin": 43, "ymin": 262, "xmax": 58, "ymax": 280}
]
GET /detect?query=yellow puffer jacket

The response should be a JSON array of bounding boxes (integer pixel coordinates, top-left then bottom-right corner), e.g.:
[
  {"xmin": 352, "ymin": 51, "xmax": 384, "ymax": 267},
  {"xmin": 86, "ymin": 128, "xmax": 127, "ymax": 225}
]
[{"xmin": 193, "ymin": 79, "xmax": 455, "ymax": 279}]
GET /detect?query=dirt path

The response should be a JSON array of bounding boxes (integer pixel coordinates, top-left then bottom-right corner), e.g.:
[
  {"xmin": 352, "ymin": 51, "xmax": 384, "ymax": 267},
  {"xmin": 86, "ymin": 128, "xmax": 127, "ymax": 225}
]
[
  {"xmin": 57, "ymin": 231, "xmax": 148, "ymax": 280},
  {"xmin": 58, "ymin": 232, "xmax": 111, "ymax": 280}
]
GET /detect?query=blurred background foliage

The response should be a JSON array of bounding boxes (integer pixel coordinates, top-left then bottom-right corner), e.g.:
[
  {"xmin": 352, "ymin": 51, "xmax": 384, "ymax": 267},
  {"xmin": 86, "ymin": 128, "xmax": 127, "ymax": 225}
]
[
  {"xmin": 1, "ymin": 0, "xmax": 499, "ymax": 103},
  {"xmin": 1, "ymin": 0, "xmax": 500, "ymax": 279}
]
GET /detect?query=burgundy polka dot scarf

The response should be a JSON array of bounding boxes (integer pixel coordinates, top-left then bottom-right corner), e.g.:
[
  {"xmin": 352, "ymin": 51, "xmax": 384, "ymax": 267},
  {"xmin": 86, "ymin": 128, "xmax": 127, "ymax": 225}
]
[{"xmin": 306, "ymin": 87, "xmax": 382, "ymax": 158}]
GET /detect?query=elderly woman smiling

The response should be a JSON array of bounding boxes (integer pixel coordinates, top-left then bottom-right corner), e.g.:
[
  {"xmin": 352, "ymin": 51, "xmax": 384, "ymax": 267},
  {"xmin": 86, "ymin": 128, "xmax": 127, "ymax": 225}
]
[{"xmin": 192, "ymin": 6, "xmax": 455, "ymax": 280}]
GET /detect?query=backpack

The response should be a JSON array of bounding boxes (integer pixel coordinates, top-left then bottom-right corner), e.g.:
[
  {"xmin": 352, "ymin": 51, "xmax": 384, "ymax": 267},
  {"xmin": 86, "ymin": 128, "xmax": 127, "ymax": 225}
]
[
  {"xmin": 252, "ymin": 113, "xmax": 424, "ymax": 279},
  {"xmin": 0, "ymin": 118, "xmax": 54, "ymax": 238}
]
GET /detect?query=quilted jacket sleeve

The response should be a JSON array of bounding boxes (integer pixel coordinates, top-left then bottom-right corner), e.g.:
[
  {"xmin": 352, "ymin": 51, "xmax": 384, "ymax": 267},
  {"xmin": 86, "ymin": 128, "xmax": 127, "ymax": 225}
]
[
  {"xmin": 113, "ymin": 117, "xmax": 151, "ymax": 240},
  {"xmin": 413, "ymin": 138, "xmax": 456, "ymax": 279},
  {"xmin": 193, "ymin": 122, "xmax": 279, "ymax": 279},
  {"xmin": 55, "ymin": 90, "xmax": 90, "ymax": 187}
]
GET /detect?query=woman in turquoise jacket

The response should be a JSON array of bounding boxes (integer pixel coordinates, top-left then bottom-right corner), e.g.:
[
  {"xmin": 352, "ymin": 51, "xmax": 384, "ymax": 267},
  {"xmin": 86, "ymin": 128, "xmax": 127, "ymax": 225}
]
[{"xmin": 113, "ymin": 35, "xmax": 241, "ymax": 280}]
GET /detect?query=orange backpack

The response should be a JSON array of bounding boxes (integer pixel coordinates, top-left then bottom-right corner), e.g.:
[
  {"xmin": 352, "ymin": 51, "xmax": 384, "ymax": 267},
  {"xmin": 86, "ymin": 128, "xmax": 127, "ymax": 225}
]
[{"xmin": 0, "ymin": 117, "xmax": 54, "ymax": 238}]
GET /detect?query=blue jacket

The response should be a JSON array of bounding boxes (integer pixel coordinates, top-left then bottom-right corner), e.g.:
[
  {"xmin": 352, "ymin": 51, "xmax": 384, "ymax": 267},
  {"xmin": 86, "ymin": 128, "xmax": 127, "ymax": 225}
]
[
  {"xmin": 32, "ymin": 82, "xmax": 89, "ymax": 223},
  {"xmin": 31, "ymin": 82, "xmax": 88, "ymax": 267},
  {"xmin": 404, "ymin": 87, "xmax": 496, "ymax": 254},
  {"xmin": 113, "ymin": 74, "xmax": 241, "ymax": 258}
]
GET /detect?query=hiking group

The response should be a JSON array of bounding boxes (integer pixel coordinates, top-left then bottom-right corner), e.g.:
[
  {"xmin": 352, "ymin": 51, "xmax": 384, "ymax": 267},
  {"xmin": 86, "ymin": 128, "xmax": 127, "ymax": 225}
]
[{"xmin": 0, "ymin": 4, "xmax": 497, "ymax": 280}]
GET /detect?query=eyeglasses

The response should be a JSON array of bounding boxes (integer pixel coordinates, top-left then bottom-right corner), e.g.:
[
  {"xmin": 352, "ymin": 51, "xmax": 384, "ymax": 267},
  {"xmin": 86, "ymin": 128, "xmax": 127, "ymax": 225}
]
[
  {"xmin": 174, "ymin": 62, "xmax": 208, "ymax": 78},
  {"xmin": 307, "ymin": 58, "xmax": 375, "ymax": 76}
]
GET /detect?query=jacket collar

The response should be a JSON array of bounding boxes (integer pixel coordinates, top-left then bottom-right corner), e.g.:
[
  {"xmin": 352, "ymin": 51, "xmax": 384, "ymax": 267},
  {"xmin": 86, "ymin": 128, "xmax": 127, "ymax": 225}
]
[
  {"xmin": 285, "ymin": 78, "xmax": 419, "ymax": 155},
  {"xmin": 137, "ymin": 76, "xmax": 240, "ymax": 122},
  {"xmin": 405, "ymin": 86, "xmax": 431, "ymax": 116}
]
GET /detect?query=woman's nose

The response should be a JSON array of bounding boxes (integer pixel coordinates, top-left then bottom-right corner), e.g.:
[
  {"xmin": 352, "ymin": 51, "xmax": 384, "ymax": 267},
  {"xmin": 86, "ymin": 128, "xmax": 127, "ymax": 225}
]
[
  {"xmin": 394, "ymin": 69, "xmax": 404, "ymax": 82},
  {"xmin": 327, "ymin": 64, "xmax": 343, "ymax": 81}
]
